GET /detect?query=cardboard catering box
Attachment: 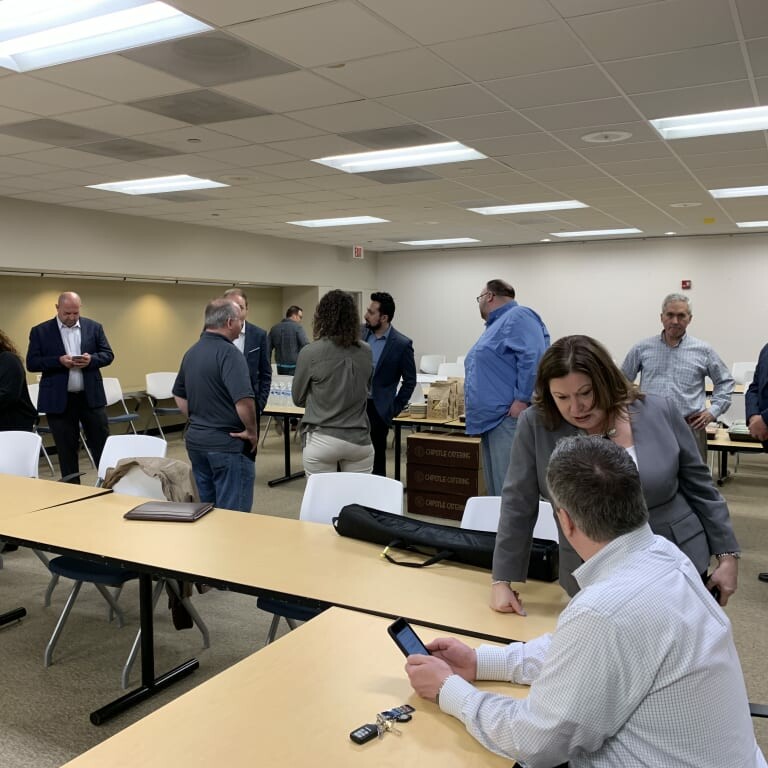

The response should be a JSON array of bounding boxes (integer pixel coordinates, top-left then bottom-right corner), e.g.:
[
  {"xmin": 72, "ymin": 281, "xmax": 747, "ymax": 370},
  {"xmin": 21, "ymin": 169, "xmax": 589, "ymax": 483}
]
[
  {"xmin": 406, "ymin": 489, "xmax": 467, "ymax": 521},
  {"xmin": 406, "ymin": 433, "xmax": 482, "ymax": 470}
]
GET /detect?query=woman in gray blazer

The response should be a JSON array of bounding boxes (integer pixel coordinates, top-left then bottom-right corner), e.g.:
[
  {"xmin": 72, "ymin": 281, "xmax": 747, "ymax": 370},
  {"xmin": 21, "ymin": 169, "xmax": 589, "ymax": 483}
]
[{"xmin": 492, "ymin": 335, "xmax": 740, "ymax": 615}]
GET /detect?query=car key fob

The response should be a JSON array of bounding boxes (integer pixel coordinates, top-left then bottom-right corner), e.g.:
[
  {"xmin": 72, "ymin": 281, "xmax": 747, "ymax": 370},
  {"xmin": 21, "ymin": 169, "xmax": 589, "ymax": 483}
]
[{"xmin": 350, "ymin": 723, "xmax": 379, "ymax": 744}]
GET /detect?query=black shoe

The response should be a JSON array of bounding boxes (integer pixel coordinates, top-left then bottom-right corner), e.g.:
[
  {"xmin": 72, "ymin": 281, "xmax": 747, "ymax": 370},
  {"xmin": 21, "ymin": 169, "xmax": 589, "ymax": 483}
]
[{"xmin": 758, "ymin": 573, "xmax": 768, "ymax": 583}]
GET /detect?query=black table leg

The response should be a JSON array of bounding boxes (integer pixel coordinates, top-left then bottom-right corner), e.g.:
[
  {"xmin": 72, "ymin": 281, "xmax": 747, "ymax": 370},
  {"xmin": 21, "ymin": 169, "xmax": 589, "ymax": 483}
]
[
  {"xmin": 267, "ymin": 414, "xmax": 305, "ymax": 487},
  {"xmin": 0, "ymin": 606, "xmax": 26, "ymax": 627},
  {"xmin": 717, "ymin": 450, "xmax": 730, "ymax": 486},
  {"xmin": 90, "ymin": 573, "xmax": 199, "ymax": 725},
  {"xmin": 394, "ymin": 423, "xmax": 402, "ymax": 481}
]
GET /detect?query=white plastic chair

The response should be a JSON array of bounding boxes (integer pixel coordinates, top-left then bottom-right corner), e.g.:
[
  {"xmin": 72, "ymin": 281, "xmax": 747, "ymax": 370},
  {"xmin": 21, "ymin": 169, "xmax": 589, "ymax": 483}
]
[
  {"xmin": 27, "ymin": 383, "xmax": 60, "ymax": 476},
  {"xmin": 145, "ymin": 372, "xmax": 182, "ymax": 439},
  {"xmin": 419, "ymin": 354, "xmax": 446, "ymax": 374},
  {"xmin": 112, "ymin": 462, "xmax": 210, "ymax": 689},
  {"xmin": 460, "ymin": 496, "xmax": 501, "ymax": 531},
  {"xmin": 534, "ymin": 500, "xmax": 560, "ymax": 542},
  {"xmin": 102, "ymin": 377, "xmax": 139, "ymax": 434},
  {"xmin": 456, "ymin": 355, "xmax": 466, "ymax": 366},
  {"xmin": 732, "ymin": 362, "xmax": 756, "ymax": 385},
  {"xmin": 259, "ymin": 473, "xmax": 404, "ymax": 643},
  {"xmin": 0, "ymin": 431, "xmax": 42, "ymax": 478},
  {"xmin": 96, "ymin": 434, "xmax": 167, "ymax": 485},
  {"xmin": 437, "ymin": 362, "xmax": 465, "ymax": 378}
]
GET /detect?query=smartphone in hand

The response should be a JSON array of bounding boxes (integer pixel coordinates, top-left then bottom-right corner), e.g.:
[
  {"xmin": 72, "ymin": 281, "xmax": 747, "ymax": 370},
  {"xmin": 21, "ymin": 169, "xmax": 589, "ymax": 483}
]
[{"xmin": 388, "ymin": 618, "xmax": 430, "ymax": 657}]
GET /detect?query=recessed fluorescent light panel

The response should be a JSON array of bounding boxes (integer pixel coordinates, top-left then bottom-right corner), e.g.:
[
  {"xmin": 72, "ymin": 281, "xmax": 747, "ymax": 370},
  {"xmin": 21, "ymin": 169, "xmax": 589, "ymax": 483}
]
[
  {"xmin": 551, "ymin": 228, "xmax": 642, "ymax": 237},
  {"xmin": 312, "ymin": 142, "xmax": 486, "ymax": 174},
  {"xmin": 469, "ymin": 200, "xmax": 588, "ymax": 215},
  {"xmin": 0, "ymin": 0, "xmax": 212, "ymax": 72},
  {"xmin": 399, "ymin": 238, "xmax": 480, "ymax": 246},
  {"xmin": 88, "ymin": 175, "xmax": 228, "ymax": 195},
  {"xmin": 288, "ymin": 216, "xmax": 389, "ymax": 228},
  {"xmin": 650, "ymin": 106, "xmax": 768, "ymax": 140},
  {"xmin": 709, "ymin": 185, "xmax": 768, "ymax": 199},
  {"xmin": 736, "ymin": 221, "xmax": 768, "ymax": 228}
]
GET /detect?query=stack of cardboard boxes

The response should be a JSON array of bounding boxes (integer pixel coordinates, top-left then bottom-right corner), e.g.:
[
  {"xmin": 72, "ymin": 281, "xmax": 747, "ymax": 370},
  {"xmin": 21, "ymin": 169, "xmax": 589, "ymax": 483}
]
[{"xmin": 406, "ymin": 432, "xmax": 484, "ymax": 521}]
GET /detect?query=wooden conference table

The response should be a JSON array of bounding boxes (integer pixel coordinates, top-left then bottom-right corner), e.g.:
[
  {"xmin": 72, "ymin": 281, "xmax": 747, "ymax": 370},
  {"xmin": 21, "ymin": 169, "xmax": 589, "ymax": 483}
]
[
  {"xmin": 0, "ymin": 486, "xmax": 565, "ymax": 723},
  {"xmin": 707, "ymin": 428, "xmax": 765, "ymax": 485},
  {"xmin": 61, "ymin": 608, "xmax": 523, "ymax": 768}
]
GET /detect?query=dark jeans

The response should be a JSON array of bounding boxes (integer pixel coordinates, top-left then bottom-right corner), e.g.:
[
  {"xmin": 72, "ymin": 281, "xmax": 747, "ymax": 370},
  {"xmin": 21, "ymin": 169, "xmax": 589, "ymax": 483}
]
[
  {"xmin": 366, "ymin": 400, "xmax": 389, "ymax": 477},
  {"xmin": 187, "ymin": 448, "xmax": 255, "ymax": 513},
  {"xmin": 276, "ymin": 364, "xmax": 296, "ymax": 375},
  {"xmin": 46, "ymin": 392, "xmax": 108, "ymax": 483}
]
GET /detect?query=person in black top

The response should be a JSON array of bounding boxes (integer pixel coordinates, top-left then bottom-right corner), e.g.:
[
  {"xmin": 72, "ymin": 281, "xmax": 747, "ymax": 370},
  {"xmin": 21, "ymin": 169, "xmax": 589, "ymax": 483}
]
[{"xmin": 0, "ymin": 328, "xmax": 36, "ymax": 431}]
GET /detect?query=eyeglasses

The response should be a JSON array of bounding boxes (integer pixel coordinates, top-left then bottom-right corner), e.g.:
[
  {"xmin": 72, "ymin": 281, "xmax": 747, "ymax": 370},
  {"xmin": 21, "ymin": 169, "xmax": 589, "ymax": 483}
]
[{"xmin": 476, "ymin": 291, "xmax": 493, "ymax": 303}]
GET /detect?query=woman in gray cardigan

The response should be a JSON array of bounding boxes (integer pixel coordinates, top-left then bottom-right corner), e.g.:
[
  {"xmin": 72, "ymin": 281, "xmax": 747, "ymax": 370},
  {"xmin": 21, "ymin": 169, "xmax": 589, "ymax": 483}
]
[
  {"xmin": 292, "ymin": 290, "xmax": 374, "ymax": 475},
  {"xmin": 492, "ymin": 335, "xmax": 740, "ymax": 615}
]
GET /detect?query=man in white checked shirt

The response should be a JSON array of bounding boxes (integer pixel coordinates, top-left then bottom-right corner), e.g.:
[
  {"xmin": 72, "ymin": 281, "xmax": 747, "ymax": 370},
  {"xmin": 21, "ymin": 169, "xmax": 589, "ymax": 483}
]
[
  {"xmin": 406, "ymin": 436, "xmax": 765, "ymax": 768},
  {"xmin": 621, "ymin": 293, "xmax": 734, "ymax": 461}
]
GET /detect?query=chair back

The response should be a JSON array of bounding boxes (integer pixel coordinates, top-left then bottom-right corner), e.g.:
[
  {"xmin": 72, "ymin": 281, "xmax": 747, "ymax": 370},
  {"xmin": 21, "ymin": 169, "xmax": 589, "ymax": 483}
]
[
  {"xmin": 111, "ymin": 465, "xmax": 166, "ymax": 500},
  {"xmin": 299, "ymin": 472, "xmax": 404, "ymax": 524},
  {"xmin": 460, "ymin": 496, "xmax": 501, "ymax": 531},
  {"xmin": 0, "ymin": 431, "xmax": 42, "ymax": 477},
  {"xmin": 102, "ymin": 377, "xmax": 127, "ymax": 407},
  {"xmin": 27, "ymin": 382, "xmax": 40, "ymax": 409},
  {"xmin": 97, "ymin": 435, "xmax": 167, "ymax": 484},
  {"xmin": 437, "ymin": 362, "xmax": 465, "ymax": 378},
  {"xmin": 456, "ymin": 355, "xmax": 466, "ymax": 366},
  {"xmin": 534, "ymin": 500, "xmax": 559, "ymax": 542},
  {"xmin": 732, "ymin": 362, "xmax": 756, "ymax": 385},
  {"xmin": 419, "ymin": 354, "xmax": 446, "ymax": 374},
  {"xmin": 145, "ymin": 372, "xmax": 178, "ymax": 400}
]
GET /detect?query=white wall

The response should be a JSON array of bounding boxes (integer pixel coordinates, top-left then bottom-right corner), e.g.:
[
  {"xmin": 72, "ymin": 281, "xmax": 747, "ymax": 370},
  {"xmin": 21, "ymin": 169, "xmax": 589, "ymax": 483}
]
[{"xmin": 377, "ymin": 234, "xmax": 768, "ymax": 370}]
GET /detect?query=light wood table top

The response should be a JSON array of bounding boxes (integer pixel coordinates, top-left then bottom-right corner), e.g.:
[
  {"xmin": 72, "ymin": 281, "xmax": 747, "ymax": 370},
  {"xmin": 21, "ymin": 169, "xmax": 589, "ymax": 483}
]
[
  {"xmin": 61, "ymin": 607, "xmax": 524, "ymax": 768},
  {"xmin": 0, "ymin": 493, "xmax": 566, "ymax": 643},
  {"xmin": 707, "ymin": 427, "xmax": 764, "ymax": 450},
  {"xmin": 263, "ymin": 403, "xmax": 304, "ymax": 417},
  {"xmin": 0, "ymin": 474, "xmax": 111, "ymax": 520}
]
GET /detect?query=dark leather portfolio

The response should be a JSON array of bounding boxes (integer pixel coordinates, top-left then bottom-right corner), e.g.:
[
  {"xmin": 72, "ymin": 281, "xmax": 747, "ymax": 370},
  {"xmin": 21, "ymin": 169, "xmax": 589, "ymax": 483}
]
[{"xmin": 123, "ymin": 501, "xmax": 214, "ymax": 522}]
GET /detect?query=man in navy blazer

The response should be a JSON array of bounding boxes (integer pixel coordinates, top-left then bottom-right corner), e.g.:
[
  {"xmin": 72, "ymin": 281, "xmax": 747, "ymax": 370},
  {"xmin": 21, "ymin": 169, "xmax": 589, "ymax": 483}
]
[
  {"xmin": 746, "ymin": 343, "xmax": 768, "ymax": 449},
  {"xmin": 363, "ymin": 292, "xmax": 416, "ymax": 476},
  {"xmin": 27, "ymin": 292, "xmax": 114, "ymax": 482},
  {"xmin": 224, "ymin": 289, "xmax": 271, "ymax": 426}
]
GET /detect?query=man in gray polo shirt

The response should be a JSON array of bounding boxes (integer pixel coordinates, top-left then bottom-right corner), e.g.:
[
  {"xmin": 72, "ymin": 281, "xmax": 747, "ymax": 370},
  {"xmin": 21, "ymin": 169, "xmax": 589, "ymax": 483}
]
[
  {"xmin": 622, "ymin": 293, "xmax": 733, "ymax": 460},
  {"xmin": 173, "ymin": 298, "xmax": 258, "ymax": 512}
]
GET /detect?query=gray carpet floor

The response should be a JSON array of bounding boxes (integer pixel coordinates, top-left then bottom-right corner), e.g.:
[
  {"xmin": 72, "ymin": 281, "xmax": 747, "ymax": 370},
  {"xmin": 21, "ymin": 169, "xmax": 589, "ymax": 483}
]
[{"xmin": 1, "ymin": 430, "xmax": 766, "ymax": 766}]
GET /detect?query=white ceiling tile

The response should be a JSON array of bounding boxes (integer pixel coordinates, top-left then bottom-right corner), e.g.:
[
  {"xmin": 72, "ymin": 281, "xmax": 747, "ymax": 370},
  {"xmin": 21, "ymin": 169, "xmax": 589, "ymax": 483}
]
[
  {"xmin": 580, "ymin": 141, "xmax": 672, "ymax": 163},
  {"xmin": 358, "ymin": 0, "xmax": 557, "ymax": 44},
  {"xmin": 747, "ymin": 39, "xmax": 768, "ymax": 78},
  {"xmin": 683, "ymin": 148, "xmax": 768, "ymax": 170},
  {"xmin": 266, "ymin": 134, "xmax": 369, "ymax": 159},
  {"xmin": 432, "ymin": 21, "xmax": 592, "ymax": 81},
  {"xmin": 379, "ymin": 85, "xmax": 507, "ymax": 121},
  {"xmin": 85, "ymin": 161, "xmax": 175, "ymax": 180},
  {"xmin": 632, "ymin": 81, "xmax": 755, "ymax": 119},
  {"xmin": 211, "ymin": 114, "xmax": 326, "ymax": 143},
  {"xmin": 259, "ymin": 161, "xmax": 340, "ymax": 179},
  {"xmin": 550, "ymin": 0, "xmax": 660, "ymax": 16},
  {"xmin": 485, "ymin": 66, "xmax": 619, "ymax": 109},
  {"xmin": 522, "ymin": 97, "xmax": 639, "ymax": 131},
  {"xmin": 172, "ymin": 0, "xmax": 334, "ymax": 25},
  {"xmin": 36, "ymin": 169, "xmax": 110, "ymax": 186},
  {"xmin": 214, "ymin": 71, "xmax": 358, "ymax": 112},
  {"xmin": 428, "ymin": 112, "xmax": 540, "ymax": 141},
  {"xmin": 33, "ymin": 56, "xmax": 196, "ymax": 101},
  {"xmin": 604, "ymin": 44, "xmax": 747, "ymax": 94},
  {"xmin": 229, "ymin": 2, "xmax": 416, "ymax": 68},
  {"xmin": 198, "ymin": 145, "xmax": 299, "ymax": 165},
  {"xmin": 735, "ymin": 0, "xmax": 768, "ymax": 39},
  {"xmin": 316, "ymin": 48, "xmax": 466, "ymax": 98},
  {"xmin": 567, "ymin": 0, "xmax": 736, "ymax": 61},
  {"xmin": 287, "ymin": 101, "xmax": 410, "ymax": 132},
  {"xmin": 0, "ymin": 106, "xmax": 37, "ymax": 127},
  {"xmin": 502, "ymin": 150, "xmax": 588, "ymax": 172},
  {"xmin": 469, "ymin": 133, "xmax": 564, "ymax": 156},
  {"xmin": 0, "ymin": 157, "xmax": 63, "ymax": 176},
  {"xmin": 526, "ymin": 165, "xmax": 610, "ymax": 182},
  {"xmin": 58, "ymin": 105, "xmax": 187, "ymax": 136},
  {"xmin": 145, "ymin": 155, "xmax": 240, "ymax": 174},
  {"xmin": 0, "ymin": 135, "xmax": 52, "ymax": 155},
  {"xmin": 131, "ymin": 127, "xmax": 250, "ymax": 153},
  {"xmin": 757, "ymin": 76, "xmax": 768, "ymax": 104},
  {"xmin": 553, "ymin": 120, "xmax": 659, "ymax": 148},
  {"xmin": 0, "ymin": 76, "xmax": 109, "ymax": 116}
]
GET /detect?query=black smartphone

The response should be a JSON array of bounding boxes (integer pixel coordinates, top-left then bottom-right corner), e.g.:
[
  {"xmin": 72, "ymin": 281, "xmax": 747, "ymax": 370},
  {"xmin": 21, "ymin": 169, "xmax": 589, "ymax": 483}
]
[{"xmin": 387, "ymin": 618, "xmax": 430, "ymax": 657}]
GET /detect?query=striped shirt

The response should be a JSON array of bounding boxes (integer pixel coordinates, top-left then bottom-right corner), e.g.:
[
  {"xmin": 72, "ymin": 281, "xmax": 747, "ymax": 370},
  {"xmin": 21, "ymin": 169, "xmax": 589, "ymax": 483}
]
[
  {"xmin": 440, "ymin": 526, "xmax": 765, "ymax": 767},
  {"xmin": 622, "ymin": 332, "xmax": 733, "ymax": 419}
]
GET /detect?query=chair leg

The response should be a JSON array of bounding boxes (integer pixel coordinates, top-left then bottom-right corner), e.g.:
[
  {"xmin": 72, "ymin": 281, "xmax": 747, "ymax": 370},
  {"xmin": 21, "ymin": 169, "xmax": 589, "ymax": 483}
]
[
  {"xmin": 95, "ymin": 584, "xmax": 126, "ymax": 628},
  {"xmin": 40, "ymin": 443, "xmax": 55, "ymax": 477},
  {"xmin": 264, "ymin": 614, "xmax": 282, "ymax": 645},
  {"xmin": 44, "ymin": 581, "xmax": 83, "ymax": 667},
  {"xmin": 79, "ymin": 429, "xmax": 96, "ymax": 469},
  {"xmin": 44, "ymin": 573, "xmax": 60, "ymax": 606},
  {"xmin": 122, "ymin": 579, "xmax": 165, "ymax": 689},
  {"xmin": 33, "ymin": 549, "xmax": 49, "ymax": 568},
  {"xmin": 260, "ymin": 416, "xmax": 273, "ymax": 447}
]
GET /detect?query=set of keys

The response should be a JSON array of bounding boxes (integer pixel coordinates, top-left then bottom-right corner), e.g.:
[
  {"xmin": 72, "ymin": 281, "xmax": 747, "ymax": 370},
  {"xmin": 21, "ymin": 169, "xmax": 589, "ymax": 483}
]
[{"xmin": 349, "ymin": 705, "xmax": 415, "ymax": 745}]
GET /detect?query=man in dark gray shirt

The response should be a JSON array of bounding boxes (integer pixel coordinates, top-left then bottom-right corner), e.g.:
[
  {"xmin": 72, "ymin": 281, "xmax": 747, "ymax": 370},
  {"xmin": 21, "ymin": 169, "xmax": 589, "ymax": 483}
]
[
  {"xmin": 269, "ymin": 305, "xmax": 309, "ymax": 375},
  {"xmin": 173, "ymin": 298, "xmax": 258, "ymax": 512}
]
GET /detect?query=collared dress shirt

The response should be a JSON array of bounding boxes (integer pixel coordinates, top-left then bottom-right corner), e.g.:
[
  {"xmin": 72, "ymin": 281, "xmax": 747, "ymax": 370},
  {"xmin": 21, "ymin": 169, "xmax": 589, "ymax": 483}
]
[
  {"xmin": 58, "ymin": 319, "xmax": 83, "ymax": 393},
  {"xmin": 440, "ymin": 526, "xmax": 766, "ymax": 767},
  {"xmin": 622, "ymin": 332, "xmax": 734, "ymax": 419},
  {"xmin": 464, "ymin": 301, "xmax": 549, "ymax": 435}
]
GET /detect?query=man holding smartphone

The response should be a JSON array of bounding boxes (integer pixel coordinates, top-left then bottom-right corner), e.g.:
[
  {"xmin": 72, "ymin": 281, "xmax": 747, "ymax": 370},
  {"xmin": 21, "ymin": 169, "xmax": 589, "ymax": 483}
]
[
  {"xmin": 405, "ymin": 436, "xmax": 765, "ymax": 767},
  {"xmin": 27, "ymin": 291, "xmax": 114, "ymax": 482}
]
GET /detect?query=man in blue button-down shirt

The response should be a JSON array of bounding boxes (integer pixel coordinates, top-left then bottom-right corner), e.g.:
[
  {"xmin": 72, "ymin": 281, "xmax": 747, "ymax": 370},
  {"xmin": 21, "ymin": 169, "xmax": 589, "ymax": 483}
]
[{"xmin": 464, "ymin": 280, "xmax": 550, "ymax": 496}]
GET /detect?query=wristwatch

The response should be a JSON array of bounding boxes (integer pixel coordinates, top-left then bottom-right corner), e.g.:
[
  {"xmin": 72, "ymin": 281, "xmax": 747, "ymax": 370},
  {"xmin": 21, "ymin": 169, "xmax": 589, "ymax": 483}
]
[{"xmin": 715, "ymin": 551, "xmax": 741, "ymax": 560}]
